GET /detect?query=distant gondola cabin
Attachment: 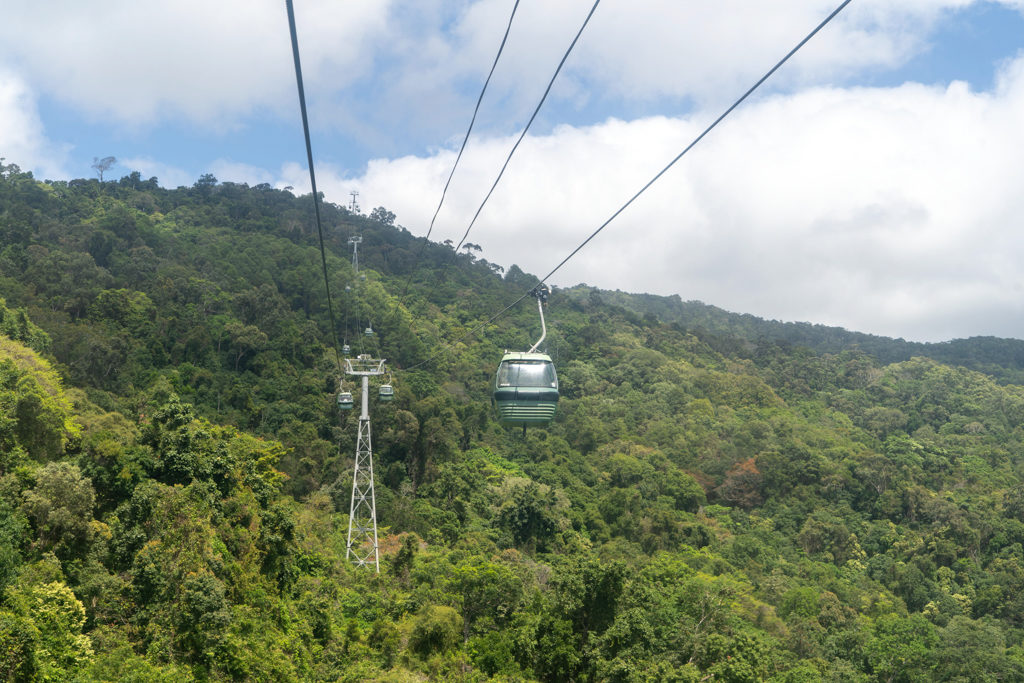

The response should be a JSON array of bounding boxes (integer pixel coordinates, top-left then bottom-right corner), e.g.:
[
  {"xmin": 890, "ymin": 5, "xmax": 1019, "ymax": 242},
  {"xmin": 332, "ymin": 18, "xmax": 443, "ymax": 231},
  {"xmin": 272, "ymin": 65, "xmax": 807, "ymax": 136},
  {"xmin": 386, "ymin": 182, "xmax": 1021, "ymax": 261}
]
[{"xmin": 493, "ymin": 352, "xmax": 558, "ymax": 425}]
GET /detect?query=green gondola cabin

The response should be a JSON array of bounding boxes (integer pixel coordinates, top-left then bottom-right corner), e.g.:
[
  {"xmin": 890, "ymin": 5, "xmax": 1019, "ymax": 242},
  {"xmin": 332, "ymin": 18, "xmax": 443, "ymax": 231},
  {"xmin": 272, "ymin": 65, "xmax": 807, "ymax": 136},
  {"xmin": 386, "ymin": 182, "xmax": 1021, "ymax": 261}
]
[
  {"xmin": 493, "ymin": 351, "xmax": 558, "ymax": 425},
  {"xmin": 338, "ymin": 391, "xmax": 354, "ymax": 410}
]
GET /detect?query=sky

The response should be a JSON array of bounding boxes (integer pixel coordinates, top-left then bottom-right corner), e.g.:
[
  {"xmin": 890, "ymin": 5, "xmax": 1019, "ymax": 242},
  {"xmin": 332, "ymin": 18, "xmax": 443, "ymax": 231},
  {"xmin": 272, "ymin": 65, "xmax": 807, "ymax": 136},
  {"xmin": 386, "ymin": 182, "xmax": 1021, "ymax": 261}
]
[{"xmin": 3, "ymin": 0, "xmax": 1024, "ymax": 343}]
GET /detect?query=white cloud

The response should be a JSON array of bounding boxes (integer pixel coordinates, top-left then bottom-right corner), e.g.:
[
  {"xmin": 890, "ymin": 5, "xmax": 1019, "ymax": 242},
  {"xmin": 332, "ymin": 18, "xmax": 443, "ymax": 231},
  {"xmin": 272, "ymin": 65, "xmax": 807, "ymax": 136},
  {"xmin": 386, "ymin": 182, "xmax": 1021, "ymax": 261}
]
[
  {"xmin": 0, "ymin": 70, "xmax": 67, "ymax": 178},
  {"xmin": 439, "ymin": 0, "xmax": 1017, "ymax": 112},
  {"xmin": 2, "ymin": 0, "xmax": 1016, "ymax": 132},
  {"xmin": 349, "ymin": 54, "xmax": 1024, "ymax": 342},
  {"xmin": 0, "ymin": 0, "xmax": 393, "ymax": 126}
]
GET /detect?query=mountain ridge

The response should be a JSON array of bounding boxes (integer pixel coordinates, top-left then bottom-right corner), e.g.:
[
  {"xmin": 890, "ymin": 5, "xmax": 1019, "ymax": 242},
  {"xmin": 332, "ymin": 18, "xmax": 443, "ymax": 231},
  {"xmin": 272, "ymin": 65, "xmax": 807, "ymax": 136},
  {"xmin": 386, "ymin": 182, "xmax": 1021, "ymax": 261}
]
[{"xmin": 562, "ymin": 285, "xmax": 1024, "ymax": 384}]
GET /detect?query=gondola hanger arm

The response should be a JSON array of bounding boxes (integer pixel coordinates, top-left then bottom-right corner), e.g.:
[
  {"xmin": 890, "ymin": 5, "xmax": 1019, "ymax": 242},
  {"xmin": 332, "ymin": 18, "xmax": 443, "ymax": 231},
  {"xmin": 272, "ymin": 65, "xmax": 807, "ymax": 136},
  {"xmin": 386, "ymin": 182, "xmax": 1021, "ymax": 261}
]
[{"xmin": 527, "ymin": 285, "xmax": 549, "ymax": 353}]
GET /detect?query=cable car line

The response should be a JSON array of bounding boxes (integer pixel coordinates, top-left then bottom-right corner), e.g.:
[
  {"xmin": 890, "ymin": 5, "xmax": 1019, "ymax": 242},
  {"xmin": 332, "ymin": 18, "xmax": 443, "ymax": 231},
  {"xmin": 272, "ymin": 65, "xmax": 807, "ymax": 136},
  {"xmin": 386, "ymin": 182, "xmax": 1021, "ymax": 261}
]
[
  {"xmin": 423, "ymin": 0, "xmax": 602, "ymax": 301},
  {"xmin": 400, "ymin": 0, "xmax": 522, "ymax": 300},
  {"xmin": 286, "ymin": 0, "xmax": 343, "ymax": 376},
  {"xmin": 534, "ymin": 0, "xmax": 855, "ymax": 291},
  {"xmin": 404, "ymin": 0, "xmax": 854, "ymax": 373}
]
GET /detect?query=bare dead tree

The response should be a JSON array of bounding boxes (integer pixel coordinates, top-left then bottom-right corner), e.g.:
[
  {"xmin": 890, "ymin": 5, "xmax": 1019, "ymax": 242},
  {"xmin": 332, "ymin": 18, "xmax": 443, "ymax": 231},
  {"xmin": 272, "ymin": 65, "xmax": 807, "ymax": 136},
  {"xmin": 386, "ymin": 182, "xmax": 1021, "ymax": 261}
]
[{"xmin": 92, "ymin": 156, "xmax": 116, "ymax": 182}]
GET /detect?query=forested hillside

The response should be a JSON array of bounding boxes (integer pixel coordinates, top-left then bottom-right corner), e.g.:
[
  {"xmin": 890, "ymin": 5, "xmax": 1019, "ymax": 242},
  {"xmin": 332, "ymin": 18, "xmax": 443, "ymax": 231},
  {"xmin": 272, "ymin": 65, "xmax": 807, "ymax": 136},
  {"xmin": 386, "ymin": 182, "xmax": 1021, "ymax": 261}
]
[
  {"xmin": 3, "ymin": 160, "xmax": 1024, "ymax": 681},
  {"xmin": 563, "ymin": 287, "xmax": 1024, "ymax": 385}
]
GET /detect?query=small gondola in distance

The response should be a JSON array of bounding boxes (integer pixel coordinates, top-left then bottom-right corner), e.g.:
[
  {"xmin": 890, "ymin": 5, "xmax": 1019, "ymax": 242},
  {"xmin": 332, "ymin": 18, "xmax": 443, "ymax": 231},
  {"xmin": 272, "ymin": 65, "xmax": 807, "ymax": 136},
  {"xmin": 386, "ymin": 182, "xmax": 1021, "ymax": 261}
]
[{"xmin": 338, "ymin": 390, "xmax": 354, "ymax": 410}]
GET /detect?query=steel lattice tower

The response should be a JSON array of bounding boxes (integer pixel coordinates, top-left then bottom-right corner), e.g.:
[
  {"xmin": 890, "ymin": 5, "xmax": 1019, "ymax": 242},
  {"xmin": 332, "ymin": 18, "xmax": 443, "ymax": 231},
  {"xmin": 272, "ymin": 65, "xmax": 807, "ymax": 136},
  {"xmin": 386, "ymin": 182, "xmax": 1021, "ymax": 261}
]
[
  {"xmin": 348, "ymin": 235, "xmax": 362, "ymax": 274},
  {"xmin": 344, "ymin": 355, "xmax": 385, "ymax": 571}
]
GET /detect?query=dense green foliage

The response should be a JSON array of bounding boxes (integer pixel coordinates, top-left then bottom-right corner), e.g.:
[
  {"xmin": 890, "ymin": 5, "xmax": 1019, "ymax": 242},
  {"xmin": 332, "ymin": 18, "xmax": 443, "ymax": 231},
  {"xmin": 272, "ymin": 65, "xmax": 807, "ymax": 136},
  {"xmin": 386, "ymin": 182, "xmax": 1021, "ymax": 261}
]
[
  {"xmin": 565, "ymin": 287, "xmax": 1024, "ymax": 385},
  {"xmin": 3, "ymin": 159, "xmax": 1024, "ymax": 680}
]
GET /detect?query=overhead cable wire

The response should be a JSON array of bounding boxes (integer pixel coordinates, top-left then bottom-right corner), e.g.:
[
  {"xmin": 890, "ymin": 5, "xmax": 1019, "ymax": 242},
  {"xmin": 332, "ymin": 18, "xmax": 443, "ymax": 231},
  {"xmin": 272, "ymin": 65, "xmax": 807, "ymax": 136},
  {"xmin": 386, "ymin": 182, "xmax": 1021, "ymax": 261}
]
[
  {"xmin": 400, "ymin": 0, "xmax": 522, "ymax": 300},
  {"xmin": 424, "ymin": 0, "xmax": 602, "ymax": 299},
  {"xmin": 405, "ymin": 0, "xmax": 854, "ymax": 371},
  {"xmin": 358, "ymin": 315, "xmax": 365, "ymax": 356},
  {"xmin": 286, "ymin": 0, "xmax": 344, "ymax": 376},
  {"xmin": 533, "ymin": 0, "xmax": 855, "ymax": 291}
]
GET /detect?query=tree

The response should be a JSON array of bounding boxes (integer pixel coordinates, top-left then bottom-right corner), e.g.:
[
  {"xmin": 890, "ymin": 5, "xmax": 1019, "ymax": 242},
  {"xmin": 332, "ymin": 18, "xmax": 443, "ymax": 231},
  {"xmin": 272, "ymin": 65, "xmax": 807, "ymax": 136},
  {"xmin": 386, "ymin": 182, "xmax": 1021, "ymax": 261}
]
[
  {"xmin": 532, "ymin": 614, "xmax": 583, "ymax": 682},
  {"xmin": 409, "ymin": 605, "xmax": 463, "ymax": 658},
  {"xmin": 193, "ymin": 173, "xmax": 218, "ymax": 198},
  {"xmin": 0, "ymin": 353, "xmax": 74, "ymax": 462},
  {"xmin": 21, "ymin": 462, "xmax": 96, "ymax": 559},
  {"xmin": 449, "ymin": 558, "xmax": 523, "ymax": 640},
  {"xmin": 0, "ymin": 611, "xmax": 37, "ymax": 681},
  {"xmin": 695, "ymin": 631, "xmax": 778, "ymax": 682},
  {"xmin": 92, "ymin": 156, "xmax": 116, "ymax": 182},
  {"xmin": 497, "ymin": 481, "xmax": 558, "ymax": 551},
  {"xmin": 864, "ymin": 613, "xmax": 938, "ymax": 682},
  {"xmin": 5, "ymin": 580, "xmax": 94, "ymax": 680},
  {"xmin": 715, "ymin": 458, "xmax": 763, "ymax": 509},
  {"xmin": 173, "ymin": 570, "xmax": 229, "ymax": 663},
  {"xmin": 934, "ymin": 616, "xmax": 1024, "ymax": 681},
  {"xmin": 224, "ymin": 321, "xmax": 268, "ymax": 371},
  {"xmin": 368, "ymin": 206, "xmax": 396, "ymax": 225}
]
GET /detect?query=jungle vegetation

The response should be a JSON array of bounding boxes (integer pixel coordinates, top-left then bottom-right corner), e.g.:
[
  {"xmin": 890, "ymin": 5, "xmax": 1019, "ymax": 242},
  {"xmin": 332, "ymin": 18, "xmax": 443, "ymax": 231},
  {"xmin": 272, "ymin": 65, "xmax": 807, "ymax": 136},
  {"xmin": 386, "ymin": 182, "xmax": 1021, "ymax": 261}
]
[{"xmin": 3, "ymin": 160, "xmax": 1024, "ymax": 681}]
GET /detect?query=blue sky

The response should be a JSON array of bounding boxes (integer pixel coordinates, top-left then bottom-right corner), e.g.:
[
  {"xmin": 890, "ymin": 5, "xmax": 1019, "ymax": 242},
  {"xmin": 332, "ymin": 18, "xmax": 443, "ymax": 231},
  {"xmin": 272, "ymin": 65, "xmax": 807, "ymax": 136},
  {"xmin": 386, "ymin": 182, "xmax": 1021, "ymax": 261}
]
[{"xmin": 3, "ymin": 0, "xmax": 1024, "ymax": 342}]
